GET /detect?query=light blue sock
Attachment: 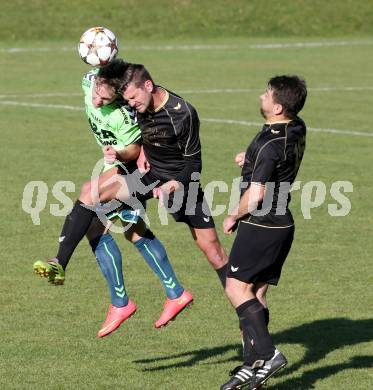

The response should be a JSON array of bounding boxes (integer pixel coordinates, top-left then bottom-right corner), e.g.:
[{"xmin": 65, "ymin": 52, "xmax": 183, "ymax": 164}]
[
  {"xmin": 90, "ymin": 234, "xmax": 128, "ymax": 307},
  {"xmin": 134, "ymin": 230, "xmax": 184, "ymax": 299}
]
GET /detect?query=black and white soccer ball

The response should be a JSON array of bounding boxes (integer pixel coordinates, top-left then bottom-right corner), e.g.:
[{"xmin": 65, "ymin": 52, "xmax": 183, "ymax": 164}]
[{"xmin": 78, "ymin": 26, "xmax": 118, "ymax": 67}]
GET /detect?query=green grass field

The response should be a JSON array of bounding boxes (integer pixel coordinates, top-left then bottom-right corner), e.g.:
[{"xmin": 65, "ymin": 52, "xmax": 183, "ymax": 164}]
[{"xmin": 1, "ymin": 17, "xmax": 373, "ymax": 390}]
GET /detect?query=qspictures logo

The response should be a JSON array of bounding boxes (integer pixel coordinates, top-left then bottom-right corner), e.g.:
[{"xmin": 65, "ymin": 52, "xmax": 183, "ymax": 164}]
[{"xmin": 21, "ymin": 158, "xmax": 353, "ymax": 231}]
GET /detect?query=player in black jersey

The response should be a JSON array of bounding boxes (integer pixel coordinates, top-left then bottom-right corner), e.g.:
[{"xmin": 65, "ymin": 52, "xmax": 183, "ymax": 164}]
[
  {"xmin": 94, "ymin": 61, "xmax": 228, "ymax": 287},
  {"xmin": 220, "ymin": 75, "xmax": 307, "ymax": 390},
  {"xmin": 33, "ymin": 67, "xmax": 193, "ymax": 335}
]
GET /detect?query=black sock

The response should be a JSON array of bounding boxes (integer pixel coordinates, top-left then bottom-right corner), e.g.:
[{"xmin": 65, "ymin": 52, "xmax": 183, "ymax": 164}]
[
  {"xmin": 215, "ymin": 263, "xmax": 228, "ymax": 288},
  {"xmin": 240, "ymin": 307, "xmax": 269, "ymax": 329},
  {"xmin": 236, "ymin": 298, "xmax": 275, "ymax": 365},
  {"xmin": 56, "ymin": 200, "xmax": 95, "ymax": 269},
  {"xmin": 239, "ymin": 307, "xmax": 269, "ymax": 360}
]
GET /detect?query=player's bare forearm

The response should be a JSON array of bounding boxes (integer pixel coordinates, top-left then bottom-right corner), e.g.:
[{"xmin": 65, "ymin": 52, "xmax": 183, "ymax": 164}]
[
  {"xmin": 224, "ymin": 183, "xmax": 265, "ymax": 234},
  {"xmin": 235, "ymin": 183, "xmax": 265, "ymax": 221},
  {"xmin": 115, "ymin": 143, "xmax": 141, "ymax": 163}
]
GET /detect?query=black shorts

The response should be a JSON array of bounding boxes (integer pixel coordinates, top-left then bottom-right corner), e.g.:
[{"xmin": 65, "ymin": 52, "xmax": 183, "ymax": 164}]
[
  {"xmin": 133, "ymin": 170, "xmax": 215, "ymax": 229},
  {"xmin": 227, "ymin": 221, "xmax": 294, "ymax": 285}
]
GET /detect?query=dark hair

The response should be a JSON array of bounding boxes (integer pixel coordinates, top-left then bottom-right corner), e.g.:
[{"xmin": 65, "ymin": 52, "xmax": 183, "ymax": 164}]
[
  {"xmin": 120, "ymin": 63, "xmax": 154, "ymax": 91},
  {"xmin": 97, "ymin": 61, "xmax": 154, "ymax": 93},
  {"xmin": 96, "ymin": 58, "xmax": 129, "ymax": 92},
  {"xmin": 268, "ymin": 75, "xmax": 307, "ymax": 118}
]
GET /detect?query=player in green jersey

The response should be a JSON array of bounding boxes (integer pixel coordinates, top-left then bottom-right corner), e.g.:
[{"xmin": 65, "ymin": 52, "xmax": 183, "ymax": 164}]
[
  {"xmin": 54, "ymin": 60, "xmax": 229, "ymax": 282},
  {"xmin": 33, "ymin": 64, "xmax": 192, "ymax": 337}
]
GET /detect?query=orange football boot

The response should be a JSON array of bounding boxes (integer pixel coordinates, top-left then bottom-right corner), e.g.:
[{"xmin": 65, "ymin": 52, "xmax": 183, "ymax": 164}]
[
  {"xmin": 155, "ymin": 290, "xmax": 193, "ymax": 328},
  {"xmin": 98, "ymin": 300, "xmax": 136, "ymax": 338}
]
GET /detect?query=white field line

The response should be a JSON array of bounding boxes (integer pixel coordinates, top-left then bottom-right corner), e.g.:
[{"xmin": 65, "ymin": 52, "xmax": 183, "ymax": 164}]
[
  {"xmin": 1, "ymin": 100, "xmax": 372, "ymax": 138},
  {"xmin": 1, "ymin": 86, "xmax": 373, "ymax": 100},
  {"xmin": 201, "ymin": 118, "xmax": 373, "ymax": 137},
  {"xmin": 1, "ymin": 40, "xmax": 373, "ymax": 53},
  {"xmin": 0, "ymin": 101, "xmax": 84, "ymax": 111},
  {"xmin": 0, "ymin": 92, "xmax": 83, "ymax": 99},
  {"xmin": 181, "ymin": 86, "xmax": 373, "ymax": 94}
]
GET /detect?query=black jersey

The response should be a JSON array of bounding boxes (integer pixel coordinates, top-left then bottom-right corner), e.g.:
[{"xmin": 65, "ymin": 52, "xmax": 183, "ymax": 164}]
[
  {"xmin": 137, "ymin": 88, "xmax": 202, "ymax": 184},
  {"xmin": 241, "ymin": 117, "xmax": 306, "ymax": 227}
]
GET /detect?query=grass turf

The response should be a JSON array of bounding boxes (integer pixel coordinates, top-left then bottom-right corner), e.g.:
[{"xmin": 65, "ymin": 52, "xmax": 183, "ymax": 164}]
[{"xmin": 0, "ymin": 37, "xmax": 372, "ymax": 389}]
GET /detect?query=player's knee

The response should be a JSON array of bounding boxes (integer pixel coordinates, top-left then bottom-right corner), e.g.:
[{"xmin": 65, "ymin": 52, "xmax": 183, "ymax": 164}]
[
  {"xmin": 124, "ymin": 229, "xmax": 138, "ymax": 243},
  {"xmin": 123, "ymin": 222, "xmax": 148, "ymax": 243},
  {"xmin": 255, "ymin": 292, "xmax": 268, "ymax": 307},
  {"xmin": 224, "ymin": 279, "xmax": 236, "ymax": 301},
  {"xmin": 86, "ymin": 227, "xmax": 104, "ymax": 243},
  {"xmin": 79, "ymin": 181, "xmax": 93, "ymax": 203}
]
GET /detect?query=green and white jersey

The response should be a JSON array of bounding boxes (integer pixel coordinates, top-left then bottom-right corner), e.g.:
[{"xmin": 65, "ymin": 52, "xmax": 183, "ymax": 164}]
[{"xmin": 82, "ymin": 69, "xmax": 141, "ymax": 169}]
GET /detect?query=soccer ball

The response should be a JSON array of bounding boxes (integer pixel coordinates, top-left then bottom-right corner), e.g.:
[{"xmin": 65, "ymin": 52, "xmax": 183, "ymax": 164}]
[{"xmin": 78, "ymin": 27, "xmax": 118, "ymax": 67}]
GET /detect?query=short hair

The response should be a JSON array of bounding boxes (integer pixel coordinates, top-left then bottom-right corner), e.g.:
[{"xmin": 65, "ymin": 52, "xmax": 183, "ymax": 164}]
[
  {"xmin": 96, "ymin": 58, "xmax": 129, "ymax": 92},
  {"xmin": 268, "ymin": 75, "xmax": 307, "ymax": 118},
  {"xmin": 119, "ymin": 63, "xmax": 154, "ymax": 91}
]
